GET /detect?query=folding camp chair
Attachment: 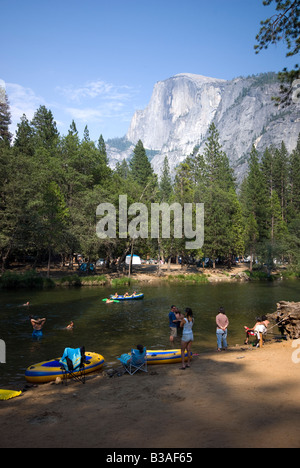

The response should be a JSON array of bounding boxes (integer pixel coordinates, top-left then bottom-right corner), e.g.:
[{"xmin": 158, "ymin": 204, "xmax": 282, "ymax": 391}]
[
  {"xmin": 118, "ymin": 347, "xmax": 147, "ymax": 375},
  {"xmin": 59, "ymin": 347, "xmax": 87, "ymax": 384}
]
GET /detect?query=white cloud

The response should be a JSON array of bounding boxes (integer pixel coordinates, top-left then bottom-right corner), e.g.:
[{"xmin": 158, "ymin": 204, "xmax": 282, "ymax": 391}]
[
  {"xmin": 60, "ymin": 80, "xmax": 137, "ymax": 129},
  {"xmin": 56, "ymin": 80, "xmax": 134, "ymax": 104},
  {"xmin": 6, "ymin": 82, "xmax": 44, "ymax": 119},
  {"xmin": 65, "ymin": 107, "xmax": 104, "ymax": 122},
  {"xmin": 2, "ymin": 77, "xmax": 140, "ymax": 140}
]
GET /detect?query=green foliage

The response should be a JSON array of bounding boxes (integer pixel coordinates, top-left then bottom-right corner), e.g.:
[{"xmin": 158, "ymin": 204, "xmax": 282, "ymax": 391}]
[
  {"xmin": 0, "ymin": 87, "xmax": 12, "ymax": 145},
  {"xmin": 243, "ymin": 270, "xmax": 272, "ymax": 281},
  {"xmin": 130, "ymin": 140, "xmax": 154, "ymax": 186},
  {"xmin": 255, "ymin": 0, "xmax": 300, "ymax": 105},
  {"xmin": 0, "ymin": 95, "xmax": 299, "ymax": 280},
  {"xmin": 240, "ymin": 137, "xmax": 300, "ymax": 271},
  {"xmin": 0, "ymin": 270, "xmax": 45, "ymax": 289},
  {"xmin": 167, "ymin": 274, "xmax": 209, "ymax": 284},
  {"xmin": 111, "ymin": 277, "xmax": 137, "ymax": 287}
]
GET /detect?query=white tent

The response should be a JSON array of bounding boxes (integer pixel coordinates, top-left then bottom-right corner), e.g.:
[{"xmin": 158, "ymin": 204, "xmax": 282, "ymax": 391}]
[{"xmin": 126, "ymin": 254, "xmax": 141, "ymax": 265}]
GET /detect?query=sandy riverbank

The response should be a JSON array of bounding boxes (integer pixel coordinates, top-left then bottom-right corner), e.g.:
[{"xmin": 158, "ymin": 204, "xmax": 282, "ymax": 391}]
[
  {"xmin": 1, "ymin": 340, "xmax": 300, "ymax": 448},
  {"xmin": 4, "ymin": 262, "xmax": 277, "ymax": 285}
]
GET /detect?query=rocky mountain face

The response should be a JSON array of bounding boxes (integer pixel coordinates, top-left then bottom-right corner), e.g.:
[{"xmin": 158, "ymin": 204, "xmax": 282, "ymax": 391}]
[{"xmin": 107, "ymin": 72, "xmax": 300, "ymax": 182}]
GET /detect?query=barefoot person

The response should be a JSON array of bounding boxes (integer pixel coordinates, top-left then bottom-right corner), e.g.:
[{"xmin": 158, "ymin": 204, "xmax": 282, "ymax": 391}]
[{"xmin": 180, "ymin": 308, "xmax": 194, "ymax": 369}]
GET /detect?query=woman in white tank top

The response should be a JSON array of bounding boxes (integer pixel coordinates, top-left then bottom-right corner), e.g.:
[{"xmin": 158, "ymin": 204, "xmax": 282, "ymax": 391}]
[{"xmin": 180, "ymin": 308, "xmax": 194, "ymax": 370}]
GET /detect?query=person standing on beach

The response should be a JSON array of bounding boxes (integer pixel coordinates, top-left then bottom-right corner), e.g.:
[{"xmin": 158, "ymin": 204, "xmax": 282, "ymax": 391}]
[
  {"xmin": 216, "ymin": 307, "xmax": 229, "ymax": 351},
  {"xmin": 169, "ymin": 305, "xmax": 180, "ymax": 342},
  {"xmin": 180, "ymin": 308, "xmax": 194, "ymax": 369}
]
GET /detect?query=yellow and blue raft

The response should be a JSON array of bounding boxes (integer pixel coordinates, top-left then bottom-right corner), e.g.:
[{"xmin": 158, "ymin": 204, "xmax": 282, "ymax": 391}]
[{"xmin": 25, "ymin": 351, "xmax": 105, "ymax": 384}]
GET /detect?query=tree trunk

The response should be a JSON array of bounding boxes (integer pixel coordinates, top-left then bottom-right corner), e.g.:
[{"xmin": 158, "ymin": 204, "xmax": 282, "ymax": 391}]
[
  {"xmin": 128, "ymin": 241, "xmax": 134, "ymax": 278},
  {"xmin": 47, "ymin": 248, "xmax": 51, "ymax": 278},
  {"xmin": 267, "ymin": 301, "xmax": 300, "ymax": 340}
]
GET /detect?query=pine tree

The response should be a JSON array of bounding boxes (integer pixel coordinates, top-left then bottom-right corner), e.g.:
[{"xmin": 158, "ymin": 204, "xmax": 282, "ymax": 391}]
[
  {"xmin": 159, "ymin": 157, "xmax": 173, "ymax": 202},
  {"xmin": 31, "ymin": 181, "xmax": 69, "ymax": 277},
  {"xmin": 201, "ymin": 124, "xmax": 243, "ymax": 266},
  {"xmin": 203, "ymin": 123, "xmax": 235, "ymax": 190},
  {"xmin": 288, "ymin": 133, "xmax": 300, "ymax": 219},
  {"xmin": 273, "ymin": 141, "xmax": 289, "ymax": 221},
  {"xmin": 0, "ymin": 87, "xmax": 12, "ymax": 145},
  {"xmin": 83, "ymin": 125, "xmax": 90, "ymax": 142},
  {"xmin": 115, "ymin": 159, "xmax": 131, "ymax": 180},
  {"xmin": 130, "ymin": 140, "xmax": 153, "ymax": 186},
  {"xmin": 31, "ymin": 105, "xmax": 59, "ymax": 151},
  {"xmin": 98, "ymin": 134, "xmax": 109, "ymax": 165},
  {"xmin": 241, "ymin": 146, "xmax": 269, "ymax": 270},
  {"xmin": 14, "ymin": 114, "xmax": 35, "ymax": 157}
]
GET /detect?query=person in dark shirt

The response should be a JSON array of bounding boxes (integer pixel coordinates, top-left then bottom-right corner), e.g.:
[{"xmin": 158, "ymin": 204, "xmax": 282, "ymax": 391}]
[{"xmin": 169, "ymin": 305, "xmax": 180, "ymax": 342}]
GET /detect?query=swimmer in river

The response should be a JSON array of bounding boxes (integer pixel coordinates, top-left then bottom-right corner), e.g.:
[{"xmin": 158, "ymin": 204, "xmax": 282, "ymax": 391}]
[
  {"xmin": 30, "ymin": 316, "xmax": 46, "ymax": 341},
  {"xmin": 66, "ymin": 321, "xmax": 74, "ymax": 330}
]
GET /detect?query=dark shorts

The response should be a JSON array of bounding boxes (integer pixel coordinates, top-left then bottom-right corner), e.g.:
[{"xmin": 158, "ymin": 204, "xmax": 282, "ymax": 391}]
[{"xmin": 32, "ymin": 330, "xmax": 43, "ymax": 340}]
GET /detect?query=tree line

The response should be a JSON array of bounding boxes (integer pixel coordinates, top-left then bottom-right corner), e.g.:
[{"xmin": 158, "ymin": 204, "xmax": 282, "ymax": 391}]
[{"xmin": 0, "ymin": 91, "xmax": 300, "ymax": 276}]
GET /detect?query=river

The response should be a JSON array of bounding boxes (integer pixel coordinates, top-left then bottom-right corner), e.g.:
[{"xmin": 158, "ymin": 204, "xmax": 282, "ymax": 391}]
[{"xmin": 0, "ymin": 280, "xmax": 299, "ymax": 387}]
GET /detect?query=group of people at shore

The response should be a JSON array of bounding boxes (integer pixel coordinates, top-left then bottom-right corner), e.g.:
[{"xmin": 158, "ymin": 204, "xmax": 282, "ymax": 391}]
[
  {"xmin": 169, "ymin": 305, "xmax": 270, "ymax": 369},
  {"xmin": 25, "ymin": 298, "xmax": 269, "ymax": 368}
]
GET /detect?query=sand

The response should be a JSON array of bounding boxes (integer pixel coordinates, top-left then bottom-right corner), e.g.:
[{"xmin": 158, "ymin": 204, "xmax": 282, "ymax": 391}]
[{"xmin": 1, "ymin": 340, "xmax": 300, "ymax": 449}]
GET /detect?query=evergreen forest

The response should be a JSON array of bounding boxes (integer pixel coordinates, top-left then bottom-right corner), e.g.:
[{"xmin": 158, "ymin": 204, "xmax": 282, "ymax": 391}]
[{"xmin": 1, "ymin": 93, "xmax": 300, "ymax": 277}]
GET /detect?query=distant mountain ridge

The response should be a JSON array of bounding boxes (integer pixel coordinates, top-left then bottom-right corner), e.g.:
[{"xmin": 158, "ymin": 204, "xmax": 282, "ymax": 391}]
[{"xmin": 106, "ymin": 72, "xmax": 300, "ymax": 181}]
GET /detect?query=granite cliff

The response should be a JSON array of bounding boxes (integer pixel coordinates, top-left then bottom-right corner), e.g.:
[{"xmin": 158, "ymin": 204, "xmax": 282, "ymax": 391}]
[{"xmin": 107, "ymin": 72, "xmax": 300, "ymax": 182}]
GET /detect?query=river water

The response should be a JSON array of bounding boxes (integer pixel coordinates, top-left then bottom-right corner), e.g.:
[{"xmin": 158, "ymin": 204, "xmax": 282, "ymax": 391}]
[{"xmin": 0, "ymin": 280, "xmax": 299, "ymax": 387}]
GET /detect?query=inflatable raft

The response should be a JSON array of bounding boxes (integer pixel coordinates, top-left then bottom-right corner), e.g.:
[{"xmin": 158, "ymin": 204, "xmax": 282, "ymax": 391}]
[
  {"xmin": 25, "ymin": 351, "xmax": 105, "ymax": 384},
  {"xmin": 110, "ymin": 293, "xmax": 144, "ymax": 301},
  {"xmin": 146, "ymin": 349, "xmax": 192, "ymax": 365},
  {"xmin": 0, "ymin": 389, "xmax": 22, "ymax": 401}
]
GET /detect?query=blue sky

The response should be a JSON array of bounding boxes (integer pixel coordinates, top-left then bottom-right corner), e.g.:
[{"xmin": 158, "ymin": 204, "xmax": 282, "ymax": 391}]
[{"xmin": 1, "ymin": 0, "xmax": 295, "ymax": 142}]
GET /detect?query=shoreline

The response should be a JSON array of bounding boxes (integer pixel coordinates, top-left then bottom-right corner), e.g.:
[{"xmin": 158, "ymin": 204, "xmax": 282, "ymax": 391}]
[
  {"xmin": 1, "ymin": 339, "xmax": 300, "ymax": 448},
  {"xmin": 1, "ymin": 263, "xmax": 298, "ymax": 289}
]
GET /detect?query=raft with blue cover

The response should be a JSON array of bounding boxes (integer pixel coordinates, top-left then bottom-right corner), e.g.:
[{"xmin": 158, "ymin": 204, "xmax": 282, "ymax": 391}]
[
  {"xmin": 110, "ymin": 293, "xmax": 144, "ymax": 301},
  {"xmin": 25, "ymin": 351, "xmax": 105, "ymax": 384}
]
